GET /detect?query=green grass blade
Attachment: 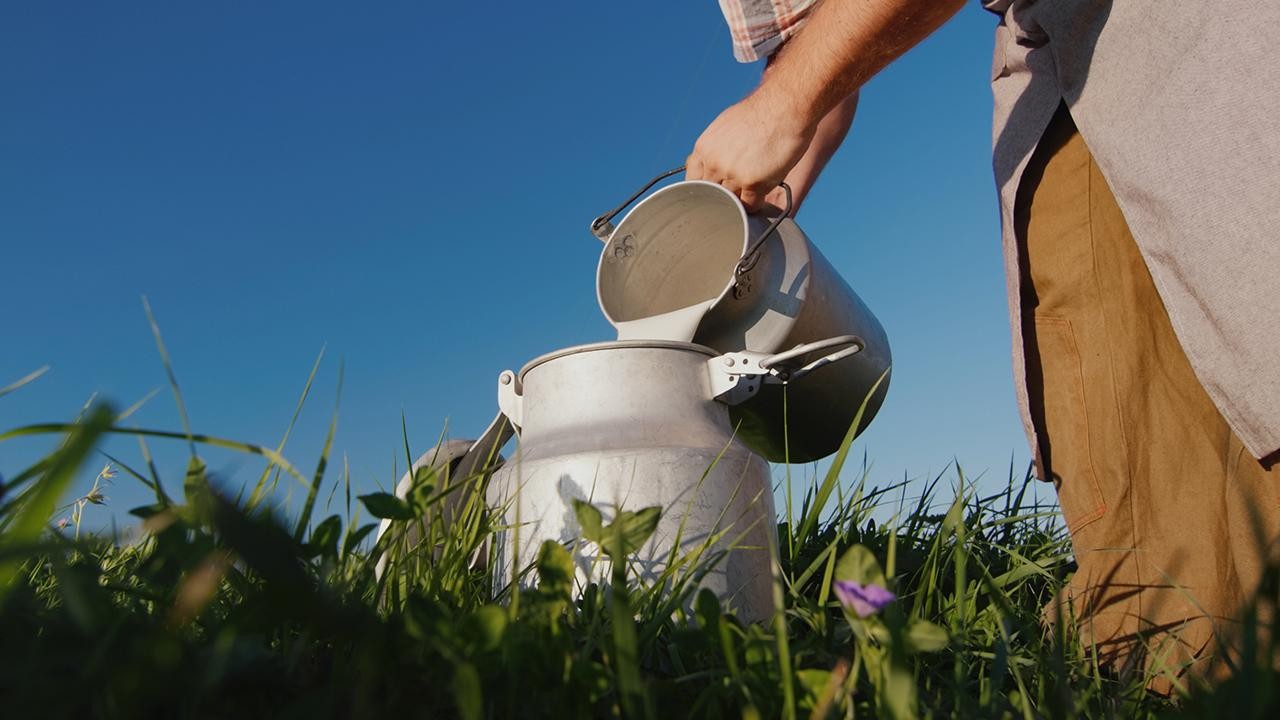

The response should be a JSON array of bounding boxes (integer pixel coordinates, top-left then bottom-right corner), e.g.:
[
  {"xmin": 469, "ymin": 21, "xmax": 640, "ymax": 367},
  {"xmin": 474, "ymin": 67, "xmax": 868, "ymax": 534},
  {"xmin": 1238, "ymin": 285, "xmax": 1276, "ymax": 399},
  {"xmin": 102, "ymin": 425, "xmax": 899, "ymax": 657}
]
[
  {"xmin": 0, "ymin": 423, "xmax": 310, "ymax": 489},
  {"xmin": 294, "ymin": 360, "xmax": 342, "ymax": 540},
  {"xmin": 794, "ymin": 368, "xmax": 889, "ymax": 547},
  {"xmin": 116, "ymin": 387, "xmax": 161, "ymax": 423},
  {"xmin": 249, "ymin": 345, "xmax": 326, "ymax": 508},
  {"xmin": 0, "ymin": 404, "xmax": 113, "ymax": 596},
  {"xmin": 141, "ymin": 296, "xmax": 196, "ymax": 457},
  {"xmin": 0, "ymin": 365, "xmax": 50, "ymax": 398}
]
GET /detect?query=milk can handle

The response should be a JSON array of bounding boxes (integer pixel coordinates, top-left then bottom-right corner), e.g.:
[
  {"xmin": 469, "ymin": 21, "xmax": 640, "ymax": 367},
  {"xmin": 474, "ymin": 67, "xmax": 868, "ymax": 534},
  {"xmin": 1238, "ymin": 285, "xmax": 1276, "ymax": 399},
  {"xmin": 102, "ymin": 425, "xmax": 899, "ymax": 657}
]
[{"xmin": 589, "ymin": 166, "xmax": 793, "ymax": 273}]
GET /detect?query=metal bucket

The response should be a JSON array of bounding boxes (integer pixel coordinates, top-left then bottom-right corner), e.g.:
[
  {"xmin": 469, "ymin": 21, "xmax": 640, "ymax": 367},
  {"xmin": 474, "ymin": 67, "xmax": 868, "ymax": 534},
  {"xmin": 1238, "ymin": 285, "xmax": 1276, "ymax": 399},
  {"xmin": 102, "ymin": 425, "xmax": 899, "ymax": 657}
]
[
  {"xmin": 591, "ymin": 169, "xmax": 892, "ymax": 462},
  {"xmin": 486, "ymin": 341, "xmax": 779, "ymax": 622}
]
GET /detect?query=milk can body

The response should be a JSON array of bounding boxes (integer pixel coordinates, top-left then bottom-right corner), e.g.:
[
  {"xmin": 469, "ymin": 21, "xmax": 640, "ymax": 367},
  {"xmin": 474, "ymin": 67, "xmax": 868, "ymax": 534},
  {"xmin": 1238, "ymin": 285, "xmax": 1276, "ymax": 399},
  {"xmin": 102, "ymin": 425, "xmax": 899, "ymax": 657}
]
[{"xmin": 488, "ymin": 341, "xmax": 777, "ymax": 622}]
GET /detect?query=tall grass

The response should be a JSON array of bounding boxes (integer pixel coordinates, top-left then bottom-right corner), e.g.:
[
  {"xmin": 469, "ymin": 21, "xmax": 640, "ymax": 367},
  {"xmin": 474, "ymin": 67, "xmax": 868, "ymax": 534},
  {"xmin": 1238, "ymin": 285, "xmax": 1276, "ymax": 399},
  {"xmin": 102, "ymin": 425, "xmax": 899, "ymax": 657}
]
[{"xmin": 1, "ymin": 343, "xmax": 1277, "ymax": 718}]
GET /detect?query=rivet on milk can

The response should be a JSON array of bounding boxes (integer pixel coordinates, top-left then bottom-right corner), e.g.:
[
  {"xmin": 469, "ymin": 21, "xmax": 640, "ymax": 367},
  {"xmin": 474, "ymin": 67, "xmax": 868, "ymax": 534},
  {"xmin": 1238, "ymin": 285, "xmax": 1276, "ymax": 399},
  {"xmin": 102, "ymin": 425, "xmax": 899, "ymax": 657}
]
[{"xmin": 592, "ymin": 167, "xmax": 892, "ymax": 462}]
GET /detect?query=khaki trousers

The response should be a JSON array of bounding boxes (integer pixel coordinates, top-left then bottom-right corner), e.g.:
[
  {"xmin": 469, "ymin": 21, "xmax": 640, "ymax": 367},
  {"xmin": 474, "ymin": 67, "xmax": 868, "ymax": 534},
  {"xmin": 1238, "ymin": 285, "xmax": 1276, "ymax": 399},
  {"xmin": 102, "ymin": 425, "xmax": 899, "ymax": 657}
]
[{"xmin": 1016, "ymin": 104, "xmax": 1280, "ymax": 688}]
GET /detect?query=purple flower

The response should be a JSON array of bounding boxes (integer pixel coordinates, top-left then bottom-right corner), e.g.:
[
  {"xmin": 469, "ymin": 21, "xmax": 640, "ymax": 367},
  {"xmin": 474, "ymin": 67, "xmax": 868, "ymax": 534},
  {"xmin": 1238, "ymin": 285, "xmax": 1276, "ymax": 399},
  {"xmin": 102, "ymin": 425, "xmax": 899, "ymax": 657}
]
[{"xmin": 833, "ymin": 580, "xmax": 895, "ymax": 618}]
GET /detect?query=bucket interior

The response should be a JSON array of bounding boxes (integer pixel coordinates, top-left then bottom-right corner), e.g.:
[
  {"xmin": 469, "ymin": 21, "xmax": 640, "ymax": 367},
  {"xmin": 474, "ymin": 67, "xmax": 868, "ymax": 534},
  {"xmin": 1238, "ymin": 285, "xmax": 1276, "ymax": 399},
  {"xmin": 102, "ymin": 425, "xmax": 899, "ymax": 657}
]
[{"xmin": 598, "ymin": 182, "xmax": 746, "ymax": 323}]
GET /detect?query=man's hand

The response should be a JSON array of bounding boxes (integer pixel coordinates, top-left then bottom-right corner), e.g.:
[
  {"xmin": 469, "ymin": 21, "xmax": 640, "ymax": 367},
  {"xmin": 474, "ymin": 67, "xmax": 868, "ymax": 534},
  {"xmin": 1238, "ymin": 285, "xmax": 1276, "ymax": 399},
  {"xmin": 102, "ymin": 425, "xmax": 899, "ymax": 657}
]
[
  {"xmin": 686, "ymin": 88, "xmax": 816, "ymax": 213},
  {"xmin": 687, "ymin": 0, "xmax": 965, "ymax": 213}
]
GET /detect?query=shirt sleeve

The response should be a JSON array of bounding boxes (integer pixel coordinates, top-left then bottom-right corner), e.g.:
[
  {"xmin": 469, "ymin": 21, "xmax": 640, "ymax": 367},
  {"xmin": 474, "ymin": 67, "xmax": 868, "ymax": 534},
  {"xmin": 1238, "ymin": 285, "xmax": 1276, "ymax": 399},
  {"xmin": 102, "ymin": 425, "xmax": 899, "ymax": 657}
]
[{"xmin": 717, "ymin": 0, "xmax": 821, "ymax": 63}]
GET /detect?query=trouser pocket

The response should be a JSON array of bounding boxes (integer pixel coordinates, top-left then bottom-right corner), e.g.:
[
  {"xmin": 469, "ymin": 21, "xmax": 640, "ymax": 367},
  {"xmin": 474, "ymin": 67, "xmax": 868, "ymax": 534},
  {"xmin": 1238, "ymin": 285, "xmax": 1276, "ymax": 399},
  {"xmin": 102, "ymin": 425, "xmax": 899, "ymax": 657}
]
[{"xmin": 1027, "ymin": 315, "xmax": 1107, "ymax": 534}]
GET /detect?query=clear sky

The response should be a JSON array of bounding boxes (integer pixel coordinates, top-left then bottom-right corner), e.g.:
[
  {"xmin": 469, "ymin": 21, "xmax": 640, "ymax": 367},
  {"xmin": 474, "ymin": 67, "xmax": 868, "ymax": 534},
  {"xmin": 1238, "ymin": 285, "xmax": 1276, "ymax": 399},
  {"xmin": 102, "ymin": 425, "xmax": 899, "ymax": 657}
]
[{"xmin": 0, "ymin": 2, "xmax": 1034, "ymax": 529}]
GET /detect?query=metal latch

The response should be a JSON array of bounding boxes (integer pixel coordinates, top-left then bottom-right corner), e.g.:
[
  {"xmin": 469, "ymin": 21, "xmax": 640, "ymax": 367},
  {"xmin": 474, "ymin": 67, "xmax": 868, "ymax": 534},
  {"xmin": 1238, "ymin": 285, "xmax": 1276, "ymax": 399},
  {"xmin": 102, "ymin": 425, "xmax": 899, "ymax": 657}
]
[{"xmin": 709, "ymin": 335, "xmax": 864, "ymax": 406}]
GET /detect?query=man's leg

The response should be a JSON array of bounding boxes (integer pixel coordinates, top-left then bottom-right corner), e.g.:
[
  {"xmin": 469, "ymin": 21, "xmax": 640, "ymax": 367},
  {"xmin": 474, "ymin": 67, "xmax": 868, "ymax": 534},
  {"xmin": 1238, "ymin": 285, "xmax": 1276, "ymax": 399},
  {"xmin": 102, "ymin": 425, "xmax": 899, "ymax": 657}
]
[{"xmin": 1015, "ymin": 103, "xmax": 1280, "ymax": 689}]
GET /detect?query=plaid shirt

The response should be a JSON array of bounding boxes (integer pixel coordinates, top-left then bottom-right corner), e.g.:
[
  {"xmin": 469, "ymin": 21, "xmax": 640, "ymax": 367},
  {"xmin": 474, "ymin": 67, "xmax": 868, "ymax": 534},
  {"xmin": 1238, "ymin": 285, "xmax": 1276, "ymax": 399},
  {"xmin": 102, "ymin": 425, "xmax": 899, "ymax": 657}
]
[{"xmin": 717, "ymin": 0, "xmax": 820, "ymax": 62}]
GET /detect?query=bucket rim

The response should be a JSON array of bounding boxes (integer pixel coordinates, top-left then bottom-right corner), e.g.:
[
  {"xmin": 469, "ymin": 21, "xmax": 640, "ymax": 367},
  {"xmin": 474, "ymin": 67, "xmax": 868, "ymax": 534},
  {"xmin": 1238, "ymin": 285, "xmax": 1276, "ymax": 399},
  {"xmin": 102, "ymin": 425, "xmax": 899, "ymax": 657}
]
[{"xmin": 595, "ymin": 179, "xmax": 747, "ymax": 326}]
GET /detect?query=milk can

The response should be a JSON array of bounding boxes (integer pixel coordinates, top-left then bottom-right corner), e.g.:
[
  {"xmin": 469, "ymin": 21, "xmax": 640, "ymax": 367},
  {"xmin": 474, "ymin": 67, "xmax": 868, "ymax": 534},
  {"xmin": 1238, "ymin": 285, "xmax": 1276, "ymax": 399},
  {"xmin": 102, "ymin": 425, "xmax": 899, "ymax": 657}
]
[
  {"xmin": 484, "ymin": 340, "xmax": 779, "ymax": 621},
  {"xmin": 408, "ymin": 335, "xmax": 861, "ymax": 621},
  {"xmin": 591, "ymin": 168, "xmax": 892, "ymax": 462}
]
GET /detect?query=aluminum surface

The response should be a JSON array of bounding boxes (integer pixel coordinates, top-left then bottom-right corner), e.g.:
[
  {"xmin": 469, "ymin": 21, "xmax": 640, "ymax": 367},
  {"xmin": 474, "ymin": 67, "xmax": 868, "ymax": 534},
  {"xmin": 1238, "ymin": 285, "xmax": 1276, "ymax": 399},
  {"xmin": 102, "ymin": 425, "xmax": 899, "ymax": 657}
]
[{"xmin": 489, "ymin": 342, "xmax": 777, "ymax": 622}]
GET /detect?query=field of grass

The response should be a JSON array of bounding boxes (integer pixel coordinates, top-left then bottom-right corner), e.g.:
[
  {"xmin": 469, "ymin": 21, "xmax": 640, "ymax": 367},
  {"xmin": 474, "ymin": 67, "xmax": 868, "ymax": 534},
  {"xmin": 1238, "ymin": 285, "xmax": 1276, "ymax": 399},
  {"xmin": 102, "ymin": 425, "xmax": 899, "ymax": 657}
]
[{"xmin": 2, "ymin": 339, "xmax": 1277, "ymax": 718}]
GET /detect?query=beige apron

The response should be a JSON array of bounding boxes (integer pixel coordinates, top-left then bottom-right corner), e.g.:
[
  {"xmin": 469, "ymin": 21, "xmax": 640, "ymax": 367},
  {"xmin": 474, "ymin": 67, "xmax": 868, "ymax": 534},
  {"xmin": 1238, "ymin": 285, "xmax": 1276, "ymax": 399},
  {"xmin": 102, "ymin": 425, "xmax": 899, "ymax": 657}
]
[{"xmin": 985, "ymin": 0, "xmax": 1280, "ymax": 465}]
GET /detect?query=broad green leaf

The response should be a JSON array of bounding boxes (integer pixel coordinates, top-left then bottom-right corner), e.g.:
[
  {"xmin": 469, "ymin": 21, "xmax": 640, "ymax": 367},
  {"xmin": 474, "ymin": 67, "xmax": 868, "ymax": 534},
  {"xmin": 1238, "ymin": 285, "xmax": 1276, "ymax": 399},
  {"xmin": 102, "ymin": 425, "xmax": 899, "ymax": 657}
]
[
  {"xmin": 572, "ymin": 499, "xmax": 604, "ymax": 543},
  {"xmin": 466, "ymin": 605, "xmax": 508, "ymax": 652},
  {"xmin": 795, "ymin": 668, "xmax": 833, "ymax": 711},
  {"xmin": 535, "ymin": 540, "xmax": 574, "ymax": 596},
  {"xmin": 610, "ymin": 506, "xmax": 661, "ymax": 557},
  {"xmin": 343, "ymin": 522, "xmax": 378, "ymax": 556},
  {"xmin": 573, "ymin": 501, "xmax": 661, "ymax": 559},
  {"xmin": 307, "ymin": 514, "xmax": 342, "ymax": 561},
  {"xmin": 694, "ymin": 587, "xmax": 721, "ymax": 631},
  {"xmin": 904, "ymin": 619, "xmax": 949, "ymax": 653},
  {"xmin": 834, "ymin": 544, "xmax": 887, "ymax": 587},
  {"xmin": 359, "ymin": 492, "xmax": 416, "ymax": 520}
]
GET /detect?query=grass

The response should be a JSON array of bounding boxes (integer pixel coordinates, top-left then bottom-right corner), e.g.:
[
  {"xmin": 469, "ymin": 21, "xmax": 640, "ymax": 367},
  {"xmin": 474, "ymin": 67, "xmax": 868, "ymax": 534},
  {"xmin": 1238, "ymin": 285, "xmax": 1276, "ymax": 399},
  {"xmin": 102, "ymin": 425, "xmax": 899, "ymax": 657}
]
[{"xmin": 2, "ymin": 339, "xmax": 1278, "ymax": 718}]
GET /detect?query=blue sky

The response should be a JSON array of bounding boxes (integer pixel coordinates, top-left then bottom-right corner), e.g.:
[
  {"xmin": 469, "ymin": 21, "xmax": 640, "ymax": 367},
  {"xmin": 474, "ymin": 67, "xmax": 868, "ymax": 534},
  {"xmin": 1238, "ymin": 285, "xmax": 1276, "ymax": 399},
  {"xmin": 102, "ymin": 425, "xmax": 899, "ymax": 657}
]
[{"xmin": 0, "ymin": 2, "xmax": 1034, "ymax": 528}]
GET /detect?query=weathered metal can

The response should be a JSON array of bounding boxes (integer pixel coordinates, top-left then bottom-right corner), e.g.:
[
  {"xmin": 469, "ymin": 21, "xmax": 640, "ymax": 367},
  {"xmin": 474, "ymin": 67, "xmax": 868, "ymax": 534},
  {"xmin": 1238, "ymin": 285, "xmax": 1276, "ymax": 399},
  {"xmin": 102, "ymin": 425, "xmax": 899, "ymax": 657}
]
[
  {"xmin": 592, "ymin": 173, "xmax": 891, "ymax": 462},
  {"xmin": 487, "ymin": 341, "xmax": 778, "ymax": 622}
]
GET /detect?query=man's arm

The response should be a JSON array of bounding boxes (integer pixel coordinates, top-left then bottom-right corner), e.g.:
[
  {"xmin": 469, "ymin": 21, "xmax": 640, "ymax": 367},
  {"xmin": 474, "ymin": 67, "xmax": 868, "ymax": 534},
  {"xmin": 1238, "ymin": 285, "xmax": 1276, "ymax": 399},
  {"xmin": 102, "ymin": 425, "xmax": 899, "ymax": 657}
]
[
  {"xmin": 688, "ymin": 0, "xmax": 966, "ymax": 211},
  {"xmin": 767, "ymin": 90, "xmax": 859, "ymax": 214}
]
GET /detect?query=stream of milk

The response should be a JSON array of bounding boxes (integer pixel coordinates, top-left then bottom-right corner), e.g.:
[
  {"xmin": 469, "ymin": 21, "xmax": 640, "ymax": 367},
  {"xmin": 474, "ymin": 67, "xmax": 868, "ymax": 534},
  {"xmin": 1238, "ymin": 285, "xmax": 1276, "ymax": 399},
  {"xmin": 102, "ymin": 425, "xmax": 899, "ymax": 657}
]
[{"xmin": 613, "ymin": 300, "xmax": 715, "ymax": 342}]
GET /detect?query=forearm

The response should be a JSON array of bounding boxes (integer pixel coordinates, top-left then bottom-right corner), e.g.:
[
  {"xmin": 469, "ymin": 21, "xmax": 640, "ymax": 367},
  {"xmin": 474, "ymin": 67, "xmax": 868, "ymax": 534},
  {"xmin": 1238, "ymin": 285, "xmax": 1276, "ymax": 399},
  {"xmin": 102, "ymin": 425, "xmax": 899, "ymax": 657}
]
[
  {"xmin": 777, "ymin": 91, "xmax": 859, "ymax": 212},
  {"xmin": 763, "ymin": 0, "xmax": 965, "ymax": 134}
]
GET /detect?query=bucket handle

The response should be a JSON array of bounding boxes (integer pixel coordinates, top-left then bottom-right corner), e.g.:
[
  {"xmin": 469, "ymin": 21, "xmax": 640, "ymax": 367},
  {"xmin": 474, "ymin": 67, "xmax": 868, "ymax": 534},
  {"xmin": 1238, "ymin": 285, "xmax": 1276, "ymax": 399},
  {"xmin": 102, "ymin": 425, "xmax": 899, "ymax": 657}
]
[
  {"xmin": 590, "ymin": 166, "xmax": 686, "ymax": 241},
  {"xmin": 589, "ymin": 166, "xmax": 792, "ymax": 278}
]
